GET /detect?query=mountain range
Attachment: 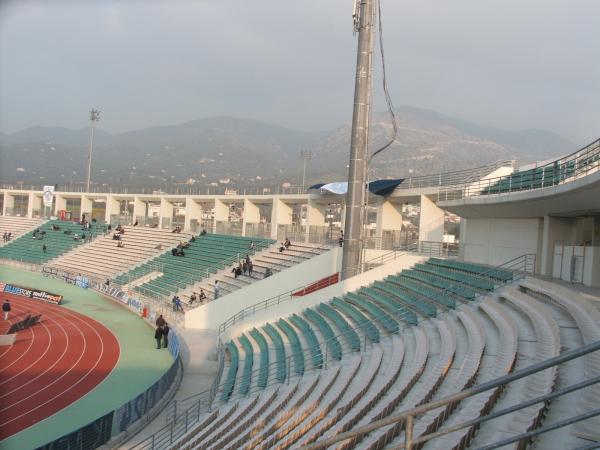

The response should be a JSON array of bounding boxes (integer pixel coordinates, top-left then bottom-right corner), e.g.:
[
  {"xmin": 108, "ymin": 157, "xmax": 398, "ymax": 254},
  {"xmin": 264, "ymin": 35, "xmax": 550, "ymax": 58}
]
[{"xmin": 0, "ymin": 106, "xmax": 579, "ymax": 191}]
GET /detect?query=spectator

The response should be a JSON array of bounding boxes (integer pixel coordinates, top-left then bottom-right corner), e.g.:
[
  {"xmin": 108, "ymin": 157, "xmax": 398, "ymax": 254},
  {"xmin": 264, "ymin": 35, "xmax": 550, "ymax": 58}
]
[
  {"xmin": 133, "ymin": 220, "xmax": 139, "ymax": 226},
  {"xmin": 284, "ymin": 238, "xmax": 291, "ymax": 249},
  {"xmin": 248, "ymin": 261, "xmax": 254, "ymax": 278},
  {"xmin": 175, "ymin": 296, "xmax": 183, "ymax": 312},
  {"xmin": 190, "ymin": 235, "xmax": 197, "ymax": 242},
  {"xmin": 117, "ymin": 241, "xmax": 124, "ymax": 248},
  {"xmin": 154, "ymin": 326, "xmax": 164, "ymax": 349},
  {"xmin": 189, "ymin": 292, "xmax": 197, "ymax": 305},
  {"xmin": 52, "ymin": 224, "xmax": 60, "ymax": 231},
  {"xmin": 200, "ymin": 228, "xmax": 207, "ymax": 236},
  {"xmin": 214, "ymin": 280, "xmax": 221, "ymax": 299},
  {"xmin": 199, "ymin": 289, "xmax": 207, "ymax": 302},
  {"xmin": 279, "ymin": 244, "xmax": 285, "ymax": 253},
  {"xmin": 3, "ymin": 299, "xmax": 11, "ymax": 320},
  {"xmin": 338, "ymin": 231, "xmax": 344, "ymax": 247},
  {"xmin": 156, "ymin": 314, "xmax": 166, "ymax": 328},
  {"xmin": 81, "ymin": 233, "xmax": 86, "ymax": 241},
  {"xmin": 105, "ymin": 278, "xmax": 110, "ymax": 286},
  {"xmin": 42, "ymin": 244, "xmax": 47, "ymax": 253},
  {"xmin": 171, "ymin": 295, "xmax": 178, "ymax": 311},
  {"xmin": 162, "ymin": 323, "xmax": 170, "ymax": 348},
  {"xmin": 249, "ymin": 241, "xmax": 255, "ymax": 251}
]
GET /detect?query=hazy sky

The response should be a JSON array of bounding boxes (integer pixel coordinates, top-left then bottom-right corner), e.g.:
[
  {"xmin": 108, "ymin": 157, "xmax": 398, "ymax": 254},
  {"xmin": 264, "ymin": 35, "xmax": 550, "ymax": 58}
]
[{"xmin": 1, "ymin": 0, "xmax": 598, "ymax": 143}]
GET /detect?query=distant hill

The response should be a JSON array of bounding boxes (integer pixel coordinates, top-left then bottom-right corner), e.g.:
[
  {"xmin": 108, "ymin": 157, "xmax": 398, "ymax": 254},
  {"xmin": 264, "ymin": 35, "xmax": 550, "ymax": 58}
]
[{"xmin": 0, "ymin": 107, "xmax": 579, "ymax": 190}]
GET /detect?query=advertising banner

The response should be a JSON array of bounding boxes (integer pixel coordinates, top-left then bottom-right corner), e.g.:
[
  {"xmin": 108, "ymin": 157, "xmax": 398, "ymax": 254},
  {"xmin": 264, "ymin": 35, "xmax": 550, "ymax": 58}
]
[
  {"xmin": 0, "ymin": 282, "xmax": 63, "ymax": 305},
  {"xmin": 42, "ymin": 185, "xmax": 55, "ymax": 207}
]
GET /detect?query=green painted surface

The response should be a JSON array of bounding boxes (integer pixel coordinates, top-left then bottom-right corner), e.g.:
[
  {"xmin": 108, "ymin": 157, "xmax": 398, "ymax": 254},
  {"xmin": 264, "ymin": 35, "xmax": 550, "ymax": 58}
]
[{"xmin": 0, "ymin": 265, "xmax": 174, "ymax": 450}]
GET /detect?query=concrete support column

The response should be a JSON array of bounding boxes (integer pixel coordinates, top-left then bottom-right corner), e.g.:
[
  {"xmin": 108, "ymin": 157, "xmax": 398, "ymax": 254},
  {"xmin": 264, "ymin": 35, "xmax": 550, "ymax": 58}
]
[
  {"xmin": 81, "ymin": 196, "xmax": 93, "ymax": 219},
  {"xmin": 159, "ymin": 198, "xmax": 174, "ymax": 229},
  {"xmin": 540, "ymin": 215, "xmax": 575, "ymax": 277},
  {"xmin": 185, "ymin": 197, "xmax": 203, "ymax": 232},
  {"xmin": 375, "ymin": 198, "xmax": 402, "ymax": 248},
  {"xmin": 54, "ymin": 194, "xmax": 67, "ymax": 216},
  {"xmin": 104, "ymin": 195, "xmax": 119, "ymax": 223},
  {"xmin": 419, "ymin": 195, "xmax": 445, "ymax": 243},
  {"xmin": 27, "ymin": 192, "xmax": 36, "ymax": 218},
  {"xmin": 213, "ymin": 199, "xmax": 229, "ymax": 234},
  {"xmin": 242, "ymin": 199, "xmax": 260, "ymax": 237},
  {"xmin": 3, "ymin": 193, "xmax": 14, "ymax": 215},
  {"xmin": 306, "ymin": 198, "xmax": 327, "ymax": 242},
  {"xmin": 132, "ymin": 197, "xmax": 145, "ymax": 221},
  {"xmin": 270, "ymin": 197, "xmax": 292, "ymax": 240},
  {"xmin": 30, "ymin": 194, "xmax": 43, "ymax": 218}
]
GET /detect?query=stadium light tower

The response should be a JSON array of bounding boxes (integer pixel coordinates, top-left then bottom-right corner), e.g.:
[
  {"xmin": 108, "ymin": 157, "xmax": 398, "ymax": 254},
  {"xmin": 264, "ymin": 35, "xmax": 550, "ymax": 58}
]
[
  {"xmin": 300, "ymin": 150, "xmax": 313, "ymax": 191},
  {"xmin": 342, "ymin": 0, "xmax": 374, "ymax": 279},
  {"xmin": 86, "ymin": 109, "xmax": 101, "ymax": 192}
]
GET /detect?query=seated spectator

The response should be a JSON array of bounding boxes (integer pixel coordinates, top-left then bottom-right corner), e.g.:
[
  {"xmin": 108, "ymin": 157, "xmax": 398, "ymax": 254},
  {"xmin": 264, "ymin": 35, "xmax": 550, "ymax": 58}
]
[
  {"xmin": 117, "ymin": 241, "xmax": 124, "ymax": 248},
  {"xmin": 189, "ymin": 292, "xmax": 197, "ymax": 305},
  {"xmin": 171, "ymin": 248, "xmax": 178, "ymax": 256},
  {"xmin": 52, "ymin": 224, "xmax": 60, "ymax": 231},
  {"xmin": 284, "ymin": 238, "xmax": 291, "ymax": 248},
  {"xmin": 200, "ymin": 228, "xmax": 207, "ymax": 236},
  {"xmin": 190, "ymin": 235, "xmax": 196, "ymax": 242},
  {"xmin": 133, "ymin": 220, "xmax": 139, "ymax": 226},
  {"xmin": 182, "ymin": 241, "xmax": 190, "ymax": 249},
  {"xmin": 199, "ymin": 289, "xmax": 207, "ymax": 302},
  {"xmin": 279, "ymin": 244, "xmax": 285, "ymax": 252}
]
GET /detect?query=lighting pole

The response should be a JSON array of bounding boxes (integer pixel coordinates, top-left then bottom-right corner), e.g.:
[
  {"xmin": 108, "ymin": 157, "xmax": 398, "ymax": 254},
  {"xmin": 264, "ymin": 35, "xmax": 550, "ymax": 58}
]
[
  {"xmin": 342, "ymin": 0, "xmax": 374, "ymax": 279},
  {"xmin": 86, "ymin": 109, "xmax": 101, "ymax": 192},
  {"xmin": 300, "ymin": 150, "xmax": 313, "ymax": 191}
]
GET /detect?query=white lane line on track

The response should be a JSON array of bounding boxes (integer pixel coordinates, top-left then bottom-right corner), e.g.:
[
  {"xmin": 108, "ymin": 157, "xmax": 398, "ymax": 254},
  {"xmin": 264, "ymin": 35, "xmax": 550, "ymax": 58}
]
[
  {"xmin": 0, "ymin": 306, "xmax": 113, "ymax": 427},
  {"xmin": 0, "ymin": 305, "xmax": 50, "ymax": 378}
]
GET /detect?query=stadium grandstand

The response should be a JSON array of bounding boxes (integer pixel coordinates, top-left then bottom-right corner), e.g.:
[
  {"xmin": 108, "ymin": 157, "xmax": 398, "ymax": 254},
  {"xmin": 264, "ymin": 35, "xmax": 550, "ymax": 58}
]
[{"xmin": 0, "ymin": 135, "xmax": 598, "ymax": 450}]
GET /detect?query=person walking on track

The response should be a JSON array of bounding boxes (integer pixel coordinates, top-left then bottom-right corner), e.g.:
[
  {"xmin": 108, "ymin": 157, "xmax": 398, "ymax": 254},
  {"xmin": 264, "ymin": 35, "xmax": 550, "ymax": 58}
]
[
  {"xmin": 3, "ymin": 299, "xmax": 11, "ymax": 320},
  {"xmin": 154, "ymin": 325, "xmax": 164, "ymax": 349}
]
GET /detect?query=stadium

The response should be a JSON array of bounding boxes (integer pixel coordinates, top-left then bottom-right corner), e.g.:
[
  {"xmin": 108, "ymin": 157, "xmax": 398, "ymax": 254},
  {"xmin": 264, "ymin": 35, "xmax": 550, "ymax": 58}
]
[{"xmin": 1, "ymin": 2, "xmax": 599, "ymax": 450}]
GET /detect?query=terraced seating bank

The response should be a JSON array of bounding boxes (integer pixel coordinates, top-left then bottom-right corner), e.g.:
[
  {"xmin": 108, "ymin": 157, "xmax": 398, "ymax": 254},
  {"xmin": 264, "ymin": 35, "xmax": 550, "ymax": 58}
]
[
  {"xmin": 113, "ymin": 233, "xmax": 274, "ymax": 298},
  {"xmin": 0, "ymin": 219, "xmax": 107, "ymax": 264},
  {"xmin": 482, "ymin": 161, "xmax": 575, "ymax": 194},
  {"xmin": 155, "ymin": 259, "xmax": 599, "ymax": 450},
  {"xmin": 0, "ymin": 216, "xmax": 45, "ymax": 245}
]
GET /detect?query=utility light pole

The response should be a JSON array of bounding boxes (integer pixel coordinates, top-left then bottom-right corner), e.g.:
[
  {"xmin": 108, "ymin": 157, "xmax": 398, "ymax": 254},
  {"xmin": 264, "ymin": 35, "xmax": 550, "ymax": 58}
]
[
  {"xmin": 86, "ymin": 109, "xmax": 101, "ymax": 192},
  {"xmin": 342, "ymin": 0, "xmax": 374, "ymax": 279},
  {"xmin": 300, "ymin": 150, "xmax": 313, "ymax": 191}
]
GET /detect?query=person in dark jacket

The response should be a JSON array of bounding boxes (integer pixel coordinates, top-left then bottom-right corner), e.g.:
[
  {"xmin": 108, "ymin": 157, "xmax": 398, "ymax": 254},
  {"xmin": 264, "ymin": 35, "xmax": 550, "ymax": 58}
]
[
  {"xmin": 156, "ymin": 314, "xmax": 166, "ymax": 328},
  {"xmin": 162, "ymin": 323, "xmax": 170, "ymax": 348},
  {"xmin": 154, "ymin": 326, "xmax": 163, "ymax": 349},
  {"xmin": 3, "ymin": 299, "xmax": 11, "ymax": 320}
]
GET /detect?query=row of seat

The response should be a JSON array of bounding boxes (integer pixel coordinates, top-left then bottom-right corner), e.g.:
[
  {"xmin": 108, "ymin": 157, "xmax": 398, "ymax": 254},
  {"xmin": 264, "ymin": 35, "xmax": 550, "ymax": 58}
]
[
  {"xmin": 482, "ymin": 161, "xmax": 576, "ymax": 194},
  {"xmin": 0, "ymin": 219, "xmax": 107, "ymax": 263},
  {"xmin": 113, "ymin": 234, "xmax": 273, "ymax": 297}
]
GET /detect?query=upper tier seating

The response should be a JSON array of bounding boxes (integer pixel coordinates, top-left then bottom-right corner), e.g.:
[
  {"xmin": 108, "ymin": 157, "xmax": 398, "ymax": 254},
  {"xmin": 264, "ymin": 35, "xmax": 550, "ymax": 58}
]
[
  {"xmin": 0, "ymin": 216, "xmax": 45, "ymax": 246},
  {"xmin": 113, "ymin": 233, "xmax": 273, "ymax": 298},
  {"xmin": 482, "ymin": 161, "xmax": 575, "ymax": 194},
  {"xmin": 0, "ymin": 219, "xmax": 107, "ymax": 264},
  {"xmin": 49, "ymin": 226, "xmax": 194, "ymax": 279},
  {"xmin": 164, "ymin": 259, "xmax": 598, "ymax": 450}
]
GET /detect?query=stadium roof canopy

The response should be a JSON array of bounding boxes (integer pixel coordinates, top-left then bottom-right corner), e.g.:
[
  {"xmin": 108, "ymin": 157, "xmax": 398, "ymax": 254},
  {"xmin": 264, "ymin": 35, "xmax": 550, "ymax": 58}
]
[{"xmin": 308, "ymin": 179, "xmax": 404, "ymax": 197}]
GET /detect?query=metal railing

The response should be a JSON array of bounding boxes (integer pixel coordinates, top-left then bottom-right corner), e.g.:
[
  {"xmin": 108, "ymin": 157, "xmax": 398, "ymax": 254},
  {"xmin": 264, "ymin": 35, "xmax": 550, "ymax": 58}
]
[
  {"xmin": 298, "ymin": 339, "xmax": 600, "ymax": 450},
  {"xmin": 0, "ymin": 182, "xmax": 308, "ymax": 197},
  {"xmin": 128, "ymin": 253, "xmax": 540, "ymax": 450},
  {"xmin": 398, "ymin": 160, "xmax": 515, "ymax": 190},
  {"xmin": 217, "ymin": 248, "xmax": 419, "ymax": 335},
  {"xmin": 438, "ymin": 138, "xmax": 600, "ymax": 201}
]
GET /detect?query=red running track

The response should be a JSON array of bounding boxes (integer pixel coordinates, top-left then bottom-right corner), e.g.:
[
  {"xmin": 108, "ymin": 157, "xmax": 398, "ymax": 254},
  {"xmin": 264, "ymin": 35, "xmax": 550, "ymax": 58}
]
[{"xmin": 0, "ymin": 293, "xmax": 120, "ymax": 440}]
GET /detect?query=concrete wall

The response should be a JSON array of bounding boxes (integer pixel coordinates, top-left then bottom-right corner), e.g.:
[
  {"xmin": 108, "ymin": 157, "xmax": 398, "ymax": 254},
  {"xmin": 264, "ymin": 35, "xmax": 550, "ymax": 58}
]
[
  {"xmin": 463, "ymin": 217, "xmax": 543, "ymax": 267},
  {"xmin": 185, "ymin": 247, "xmax": 342, "ymax": 330},
  {"xmin": 220, "ymin": 253, "xmax": 426, "ymax": 341}
]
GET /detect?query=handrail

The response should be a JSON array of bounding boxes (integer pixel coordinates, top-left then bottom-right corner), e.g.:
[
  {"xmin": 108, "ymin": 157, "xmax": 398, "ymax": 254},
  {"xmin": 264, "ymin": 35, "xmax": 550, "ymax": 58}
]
[
  {"xmin": 438, "ymin": 137, "xmax": 600, "ymax": 201},
  {"xmin": 398, "ymin": 159, "xmax": 515, "ymax": 190},
  {"xmin": 298, "ymin": 339, "xmax": 600, "ymax": 450},
  {"xmin": 217, "ymin": 248, "xmax": 415, "ymax": 335},
  {"xmin": 132, "ymin": 254, "xmax": 534, "ymax": 450}
]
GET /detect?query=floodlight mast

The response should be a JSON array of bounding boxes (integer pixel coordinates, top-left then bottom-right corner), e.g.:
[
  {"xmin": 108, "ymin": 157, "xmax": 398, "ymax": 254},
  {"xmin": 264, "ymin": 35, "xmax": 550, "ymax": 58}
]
[
  {"xmin": 342, "ymin": 0, "xmax": 374, "ymax": 279},
  {"xmin": 300, "ymin": 150, "xmax": 313, "ymax": 191},
  {"xmin": 86, "ymin": 109, "xmax": 101, "ymax": 192}
]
